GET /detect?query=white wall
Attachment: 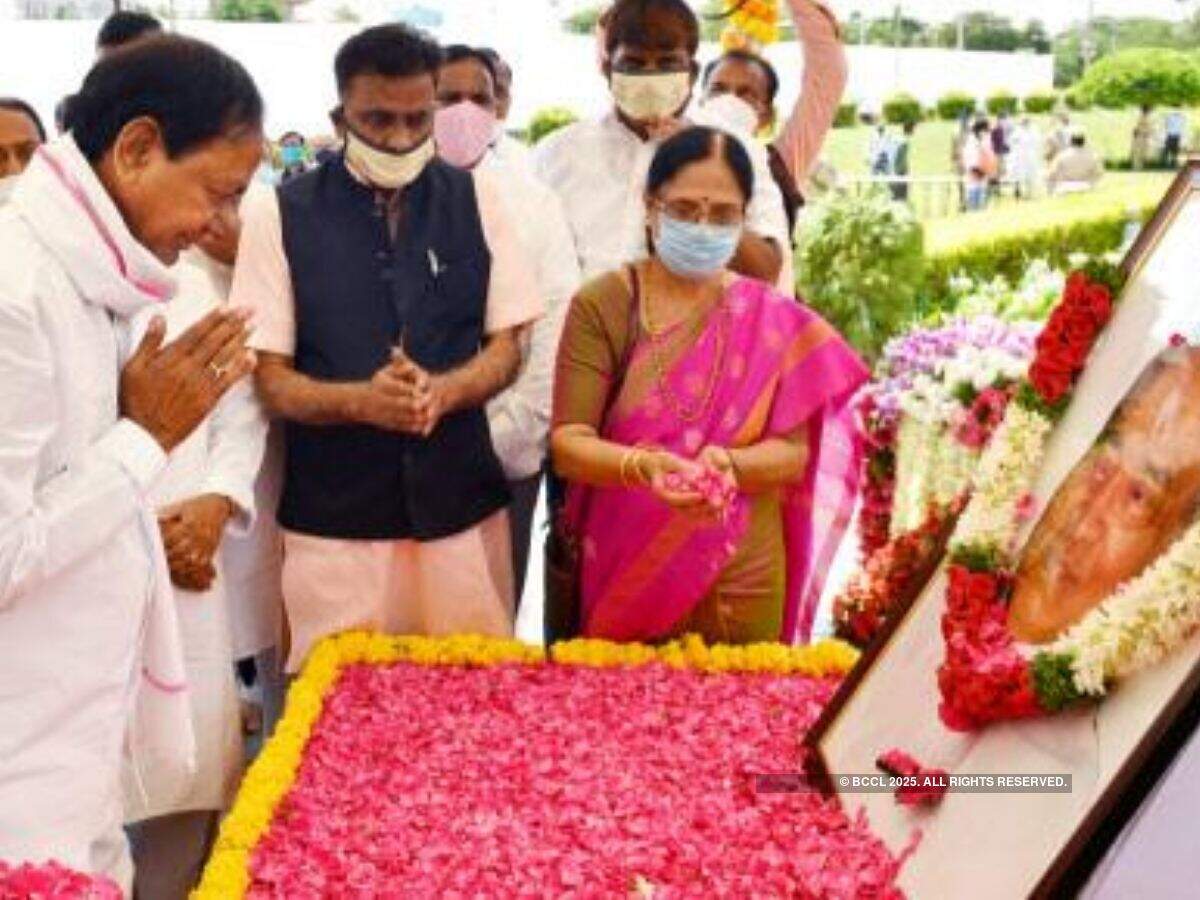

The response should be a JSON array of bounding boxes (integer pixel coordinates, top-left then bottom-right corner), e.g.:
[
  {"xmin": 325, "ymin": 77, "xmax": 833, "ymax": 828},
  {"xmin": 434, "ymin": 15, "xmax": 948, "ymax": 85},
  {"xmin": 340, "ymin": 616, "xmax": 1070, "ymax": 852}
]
[{"xmin": 0, "ymin": 21, "xmax": 1052, "ymax": 139}]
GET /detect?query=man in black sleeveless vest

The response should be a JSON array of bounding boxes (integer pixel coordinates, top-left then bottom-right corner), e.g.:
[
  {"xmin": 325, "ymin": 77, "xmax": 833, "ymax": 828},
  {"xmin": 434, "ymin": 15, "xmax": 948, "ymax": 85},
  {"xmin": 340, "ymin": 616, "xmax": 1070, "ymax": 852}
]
[{"xmin": 231, "ymin": 25, "xmax": 542, "ymax": 673}]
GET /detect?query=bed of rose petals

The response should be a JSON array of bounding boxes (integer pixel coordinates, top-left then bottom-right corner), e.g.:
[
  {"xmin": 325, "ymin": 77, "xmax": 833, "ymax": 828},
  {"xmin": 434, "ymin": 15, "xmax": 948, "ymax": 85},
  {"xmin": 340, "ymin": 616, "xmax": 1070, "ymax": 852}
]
[
  {"xmin": 245, "ymin": 661, "xmax": 907, "ymax": 898},
  {"xmin": 936, "ymin": 263, "xmax": 1123, "ymax": 731},
  {"xmin": 874, "ymin": 750, "xmax": 949, "ymax": 809},
  {"xmin": 834, "ymin": 499, "xmax": 964, "ymax": 648},
  {"xmin": 0, "ymin": 860, "xmax": 122, "ymax": 899}
]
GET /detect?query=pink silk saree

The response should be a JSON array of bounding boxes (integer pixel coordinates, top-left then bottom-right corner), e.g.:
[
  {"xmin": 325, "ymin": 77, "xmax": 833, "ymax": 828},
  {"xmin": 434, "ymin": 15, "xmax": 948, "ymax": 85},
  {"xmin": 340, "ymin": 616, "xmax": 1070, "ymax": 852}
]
[{"xmin": 569, "ymin": 277, "xmax": 868, "ymax": 644}]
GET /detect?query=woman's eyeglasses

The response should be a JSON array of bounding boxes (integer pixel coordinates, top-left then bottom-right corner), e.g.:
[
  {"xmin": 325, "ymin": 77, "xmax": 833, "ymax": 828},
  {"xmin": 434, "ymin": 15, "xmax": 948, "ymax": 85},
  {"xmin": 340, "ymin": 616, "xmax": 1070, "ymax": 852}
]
[{"xmin": 656, "ymin": 198, "xmax": 745, "ymax": 227}]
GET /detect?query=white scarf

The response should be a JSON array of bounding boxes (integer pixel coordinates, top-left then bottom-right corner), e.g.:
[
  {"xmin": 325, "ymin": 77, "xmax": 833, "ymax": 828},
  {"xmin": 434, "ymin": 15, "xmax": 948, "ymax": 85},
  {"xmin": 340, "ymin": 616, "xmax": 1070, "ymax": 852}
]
[{"xmin": 11, "ymin": 137, "xmax": 195, "ymax": 810}]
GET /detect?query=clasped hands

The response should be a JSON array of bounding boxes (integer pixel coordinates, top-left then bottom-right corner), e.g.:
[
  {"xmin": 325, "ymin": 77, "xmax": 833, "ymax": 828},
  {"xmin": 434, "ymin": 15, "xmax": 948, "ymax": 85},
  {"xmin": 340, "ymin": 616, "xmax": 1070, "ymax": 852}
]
[
  {"xmin": 159, "ymin": 493, "xmax": 235, "ymax": 592},
  {"xmin": 360, "ymin": 347, "xmax": 450, "ymax": 438}
]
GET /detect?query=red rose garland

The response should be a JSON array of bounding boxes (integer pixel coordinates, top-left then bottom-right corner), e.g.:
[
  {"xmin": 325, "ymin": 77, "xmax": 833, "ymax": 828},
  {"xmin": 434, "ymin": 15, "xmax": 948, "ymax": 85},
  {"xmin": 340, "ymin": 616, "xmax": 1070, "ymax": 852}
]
[{"xmin": 937, "ymin": 265, "xmax": 1121, "ymax": 731}]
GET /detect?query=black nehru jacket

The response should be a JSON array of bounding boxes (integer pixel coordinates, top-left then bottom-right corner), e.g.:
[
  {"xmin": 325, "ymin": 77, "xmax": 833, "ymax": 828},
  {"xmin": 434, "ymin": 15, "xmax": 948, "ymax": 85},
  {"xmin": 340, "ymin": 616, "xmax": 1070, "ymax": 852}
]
[{"xmin": 276, "ymin": 155, "xmax": 510, "ymax": 541}]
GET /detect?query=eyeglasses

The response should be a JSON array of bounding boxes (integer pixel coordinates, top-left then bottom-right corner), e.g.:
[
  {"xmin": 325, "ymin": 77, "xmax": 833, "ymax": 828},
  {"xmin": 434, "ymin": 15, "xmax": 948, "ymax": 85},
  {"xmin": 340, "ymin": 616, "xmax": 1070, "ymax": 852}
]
[{"xmin": 656, "ymin": 198, "xmax": 745, "ymax": 227}]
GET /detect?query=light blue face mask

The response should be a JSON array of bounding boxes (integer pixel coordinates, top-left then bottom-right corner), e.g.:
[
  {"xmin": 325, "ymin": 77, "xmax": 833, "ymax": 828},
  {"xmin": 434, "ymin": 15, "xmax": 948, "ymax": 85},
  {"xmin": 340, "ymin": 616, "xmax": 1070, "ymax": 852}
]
[
  {"xmin": 654, "ymin": 214, "xmax": 742, "ymax": 280},
  {"xmin": 280, "ymin": 145, "xmax": 305, "ymax": 167}
]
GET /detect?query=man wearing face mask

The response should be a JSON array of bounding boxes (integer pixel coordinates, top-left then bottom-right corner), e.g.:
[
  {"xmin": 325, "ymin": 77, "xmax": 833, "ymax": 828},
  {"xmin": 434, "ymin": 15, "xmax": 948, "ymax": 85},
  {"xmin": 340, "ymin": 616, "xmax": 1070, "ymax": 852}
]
[
  {"xmin": 277, "ymin": 130, "xmax": 310, "ymax": 182},
  {"xmin": 233, "ymin": 25, "xmax": 541, "ymax": 673},
  {"xmin": 477, "ymin": 47, "xmax": 532, "ymax": 171},
  {"xmin": 533, "ymin": 0, "xmax": 790, "ymax": 291},
  {"xmin": 700, "ymin": 0, "xmax": 847, "ymax": 240},
  {"xmin": 434, "ymin": 45, "xmax": 581, "ymax": 604},
  {"xmin": 0, "ymin": 98, "xmax": 45, "ymax": 205}
]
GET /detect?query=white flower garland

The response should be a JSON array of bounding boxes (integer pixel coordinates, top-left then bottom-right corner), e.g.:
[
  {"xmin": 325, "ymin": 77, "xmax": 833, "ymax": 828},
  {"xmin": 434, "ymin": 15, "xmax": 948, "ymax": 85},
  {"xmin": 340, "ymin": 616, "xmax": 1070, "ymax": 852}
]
[
  {"xmin": 1051, "ymin": 519, "xmax": 1200, "ymax": 696},
  {"xmin": 950, "ymin": 403, "xmax": 1053, "ymax": 558}
]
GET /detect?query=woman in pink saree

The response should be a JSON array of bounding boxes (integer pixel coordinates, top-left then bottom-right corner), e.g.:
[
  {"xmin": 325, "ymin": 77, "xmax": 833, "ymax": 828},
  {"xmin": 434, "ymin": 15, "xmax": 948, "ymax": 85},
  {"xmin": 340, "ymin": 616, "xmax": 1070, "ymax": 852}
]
[{"xmin": 551, "ymin": 126, "xmax": 866, "ymax": 645}]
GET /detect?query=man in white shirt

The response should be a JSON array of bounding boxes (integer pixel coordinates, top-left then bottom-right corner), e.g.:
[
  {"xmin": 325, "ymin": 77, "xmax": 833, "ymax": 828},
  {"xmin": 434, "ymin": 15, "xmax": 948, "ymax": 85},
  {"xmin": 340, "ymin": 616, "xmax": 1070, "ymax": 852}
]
[
  {"xmin": 533, "ymin": 0, "xmax": 789, "ymax": 289},
  {"xmin": 435, "ymin": 45, "xmax": 582, "ymax": 601},
  {"xmin": 478, "ymin": 47, "xmax": 533, "ymax": 172},
  {"xmin": 0, "ymin": 35, "xmax": 260, "ymax": 890},
  {"xmin": 125, "ymin": 214, "xmax": 268, "ymax": 899}
]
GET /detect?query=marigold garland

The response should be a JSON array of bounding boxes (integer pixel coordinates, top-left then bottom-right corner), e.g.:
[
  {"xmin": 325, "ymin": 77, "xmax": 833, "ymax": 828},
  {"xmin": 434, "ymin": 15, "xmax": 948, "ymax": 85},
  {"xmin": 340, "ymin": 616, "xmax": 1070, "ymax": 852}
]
[{"xmin": 195, "ymin": 632, "xmax": 859, "ymax": 898}]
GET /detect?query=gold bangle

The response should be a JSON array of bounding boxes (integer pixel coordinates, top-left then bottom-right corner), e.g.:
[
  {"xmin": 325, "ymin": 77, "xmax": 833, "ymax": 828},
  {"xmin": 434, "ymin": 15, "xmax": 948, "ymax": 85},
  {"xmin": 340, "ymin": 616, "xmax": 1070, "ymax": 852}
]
[
  {"xmin": 633, "ymin": 449, "xmax": 655, "ymax": 486},
  {"xmin": 724, "ymin": 448, "xmax": 741, "ymax": 487},
  {"xmin": 619, "ymin": 447, "xmax": 637, "ymax": 488}
]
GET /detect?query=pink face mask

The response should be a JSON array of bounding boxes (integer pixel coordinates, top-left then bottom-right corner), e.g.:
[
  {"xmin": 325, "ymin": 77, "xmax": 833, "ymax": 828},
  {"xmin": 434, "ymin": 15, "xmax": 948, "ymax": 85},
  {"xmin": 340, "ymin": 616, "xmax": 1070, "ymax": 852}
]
[{"xmin": 434, "ymin": 101, "xmax": 498, "ymax": 169}]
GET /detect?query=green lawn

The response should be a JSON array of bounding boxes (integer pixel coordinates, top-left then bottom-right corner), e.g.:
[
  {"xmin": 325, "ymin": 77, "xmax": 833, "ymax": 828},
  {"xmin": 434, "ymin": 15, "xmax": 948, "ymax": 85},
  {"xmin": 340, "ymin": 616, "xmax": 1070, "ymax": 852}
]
[
  {"xmin": 822, "ymin": 108, "xmax": 1195, "ymax": 179},
  {"xmin": 923, "ymin": 171, "xmax": 1175, "ymax": 255}
]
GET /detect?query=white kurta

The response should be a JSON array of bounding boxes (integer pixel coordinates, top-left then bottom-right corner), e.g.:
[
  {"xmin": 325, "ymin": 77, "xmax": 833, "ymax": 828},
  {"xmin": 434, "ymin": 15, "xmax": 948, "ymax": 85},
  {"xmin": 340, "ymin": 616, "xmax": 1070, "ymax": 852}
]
[
  {"xmin": 123, "ymin": 252, "xmax": 268, "ymax": 822},
  {"xmin": 481, "ymin": 151, "xmax": 581, "ymax": 481},
  {"xmin": 0, "ymin": 138, "xmax": 191, "ymax": 891},
  {"xmin": 532, "ymin": 112, "xmax": 792, "ymax": 292}
]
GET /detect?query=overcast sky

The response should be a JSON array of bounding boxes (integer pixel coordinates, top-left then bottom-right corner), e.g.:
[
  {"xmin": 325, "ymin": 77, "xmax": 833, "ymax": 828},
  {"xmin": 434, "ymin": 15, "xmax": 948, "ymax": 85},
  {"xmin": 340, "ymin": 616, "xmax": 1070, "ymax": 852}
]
[{"xmin": 827, "ymin": 0, "xmax": 1195, "ymax": 33}]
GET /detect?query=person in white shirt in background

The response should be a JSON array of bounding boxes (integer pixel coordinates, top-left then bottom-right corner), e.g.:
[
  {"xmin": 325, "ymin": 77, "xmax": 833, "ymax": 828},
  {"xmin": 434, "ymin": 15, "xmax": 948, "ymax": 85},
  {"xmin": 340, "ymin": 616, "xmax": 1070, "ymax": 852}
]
[
  {"xmin": 1047, "ymin": 130, "xmax": 1104, "ymax": 196},
  {"xmin": 533, "ymin": 0, "xmax": 790, "ymax": 293},
  {"xmin": 435, "ymin": 45, "xmax": 582, "ymax": 601},
  {"xmin": 479, "ymin": 47, "xmax": 534, "ymax": 172},
  {"xmin": 1007, "ymin": 116, "xmax": 1044, "ymax": 200},
  {"xmin": 0, "ymin": 35, "xmax": 260, "ymax": 891},
  {"xmin": 124, "ymin": 194, "xmax": 269, "ymax": 900},
  {"xmin": 0, "ymin": 98, "xmax": 45, "ymax": 204}
]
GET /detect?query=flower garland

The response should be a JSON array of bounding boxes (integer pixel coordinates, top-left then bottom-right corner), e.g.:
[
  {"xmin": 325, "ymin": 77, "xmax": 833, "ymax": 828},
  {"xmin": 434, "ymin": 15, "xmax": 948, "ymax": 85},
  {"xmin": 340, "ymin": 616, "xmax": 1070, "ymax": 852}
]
[
  {"xmin": 0, "ymin": 860, "xmax": 122, "ymax": 899},
  {"xmin": 720, "ymin": 0, "xmax": 781, "ymax": 51},
  {"xmin": 196, "ymin": 632, "xmax": 861, "ymax": 898},
  {"xmin": 926, "ymin": 261, "xmax": 1200, "ymax": 731},
  {"xmin": 855, "ymin": 318, "xmax": 1036, "ymax": 554}
]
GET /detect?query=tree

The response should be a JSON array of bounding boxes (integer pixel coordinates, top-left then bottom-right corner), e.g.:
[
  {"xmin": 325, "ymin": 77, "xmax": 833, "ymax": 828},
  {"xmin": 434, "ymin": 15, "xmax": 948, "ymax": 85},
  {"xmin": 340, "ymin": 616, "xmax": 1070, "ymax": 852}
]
[
  {"xmin": 563, "ymin": 4, "xmax": 602, "ymax": 36},
  {"xmin": 1076, "ymin": 48, "xmax": 1200, "ymax": 109}
]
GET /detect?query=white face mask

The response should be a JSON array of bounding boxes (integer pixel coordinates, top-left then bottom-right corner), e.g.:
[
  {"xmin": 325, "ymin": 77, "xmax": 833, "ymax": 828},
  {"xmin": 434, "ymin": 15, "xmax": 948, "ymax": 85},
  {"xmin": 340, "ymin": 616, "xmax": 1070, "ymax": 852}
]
[
  {"xmin": 610, "ymin": 71, "xmax": 691, "ymax": 122},
  {"xmin": 698, "ymin": 92, "xmax": 760, "ymax": 137},
  {"xmin": 344, "ymin": 128, "xmax": 435, "ymax": 190},
  {"xmin": 0, "ymin": 175, "xmax": 17, "ymax": 206}
]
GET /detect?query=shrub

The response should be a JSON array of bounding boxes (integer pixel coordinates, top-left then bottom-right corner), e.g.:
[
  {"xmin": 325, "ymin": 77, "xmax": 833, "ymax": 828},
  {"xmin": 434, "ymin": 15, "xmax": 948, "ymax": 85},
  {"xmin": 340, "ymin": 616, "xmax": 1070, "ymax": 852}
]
[
  {"xmin": 1075, "ymin": 48, "xmax": 1200, "ymax": 110},
  {"xmin": 882, "ymin": 92, "xmax": 923, "ymax": 127},
  {"xmin": 986, "ymin": 91, "xmax": 1019, "ymax": 117},
  {"xmin": 834, "ymin": 101, "xmax": 858, "ymax": 128},
  {"xmin": 795, "ymin": 188, "xmax": 926, "ymax": 359},
  {"xmin": 1064, "ymin": 89, "xmax": 1091, "ymax": 111},
  {"xmin": 936, "ymin": 91, "xmax": 976, "ymax": 122},
  {"xmin": 1023, "ymin": 91, "xmax": 1057, "ymax": 114},
  {"xmin": 527, "ymin": 107, "xmax": 579, "ymax": 145},
  {"xmin": 924, "ymin": 205, "xmax": 1154, "ymax": 312}
]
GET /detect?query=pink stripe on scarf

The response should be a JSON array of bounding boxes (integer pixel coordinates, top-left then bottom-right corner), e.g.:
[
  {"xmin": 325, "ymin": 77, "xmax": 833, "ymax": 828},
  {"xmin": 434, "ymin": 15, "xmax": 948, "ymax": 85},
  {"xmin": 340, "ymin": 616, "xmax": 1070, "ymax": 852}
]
[
  {"xmin": 36, "ymin": 146, "xmax": 170, "ymax": 303},
  {"xmin": 142, "ymin": 666, "xmax": 188, "ymax": 694}
]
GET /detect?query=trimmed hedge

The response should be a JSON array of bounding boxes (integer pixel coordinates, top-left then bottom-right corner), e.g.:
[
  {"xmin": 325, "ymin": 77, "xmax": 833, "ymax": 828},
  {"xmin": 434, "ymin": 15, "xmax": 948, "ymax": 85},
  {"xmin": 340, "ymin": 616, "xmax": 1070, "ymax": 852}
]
[
  {"xmin": 834, "ymin": 101, "xmax": 858, "ymax": 128},
  {"xmin": 924, "ymin": 205, "xmax": 1153, "ymax": 312},
  {"xmin": 883, "ymin": 92, "xmax": 923, "ymax": 127},
  {"xmin": 1064, "ymin": 90, "xmax": 1092, "ymax": 111},
  {"xmin": 986, "ymin": 91, "xmax": 1019, "ymax": 116},
  {"xmin": 1023, "ymin": 91, "xmax": 1057, "ymax": 114},
  {"xmin": 936, "ymin": 91, "xmax": 976, "ymax": 122}
]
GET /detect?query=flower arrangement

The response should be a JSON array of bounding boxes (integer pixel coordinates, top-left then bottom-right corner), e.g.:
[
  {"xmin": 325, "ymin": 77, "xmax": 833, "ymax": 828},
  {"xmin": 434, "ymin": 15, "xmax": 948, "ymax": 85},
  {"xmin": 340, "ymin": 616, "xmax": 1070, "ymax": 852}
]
[
  {"xmin": 854, "ymin": 317, "xmax": 1035, "ymax": 568},
  {"xmin": 195, "ymin": 633, "xmax": 913, "ymax": 897},
  {"xmin": 0, "ymin": 860, "xmax": 122, "ymax": 899},
  {"xmin": 834, "ymin": 499, "xmax": 964, "ymax": 647},
  {"xmin": 925, "ymin": 259, "xmax": 1200, "ymax": 731}
]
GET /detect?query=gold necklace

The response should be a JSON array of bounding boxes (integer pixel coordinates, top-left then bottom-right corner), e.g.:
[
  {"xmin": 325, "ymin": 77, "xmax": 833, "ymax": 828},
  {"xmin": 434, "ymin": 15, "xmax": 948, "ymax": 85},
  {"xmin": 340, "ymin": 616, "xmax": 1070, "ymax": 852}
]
[{"xmin": 642, "ymin": 271, "xmax": 730, "ymax": 424}]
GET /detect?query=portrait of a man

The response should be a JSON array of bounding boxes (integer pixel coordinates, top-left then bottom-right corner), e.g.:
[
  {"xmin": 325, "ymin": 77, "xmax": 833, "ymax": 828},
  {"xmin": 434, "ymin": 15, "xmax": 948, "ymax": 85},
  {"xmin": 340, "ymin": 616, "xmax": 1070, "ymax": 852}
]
[{"xmin": 1010, "ymin": 344, "xmax": 1200, "ymax": 644}]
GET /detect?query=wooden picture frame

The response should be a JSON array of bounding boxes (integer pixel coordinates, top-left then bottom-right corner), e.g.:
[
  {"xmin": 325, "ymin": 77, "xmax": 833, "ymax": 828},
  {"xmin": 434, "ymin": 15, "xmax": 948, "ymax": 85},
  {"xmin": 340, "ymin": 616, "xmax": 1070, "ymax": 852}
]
[{"xmin": 805, "ymin": 160, "xmax": 1200, "ymax": 898}]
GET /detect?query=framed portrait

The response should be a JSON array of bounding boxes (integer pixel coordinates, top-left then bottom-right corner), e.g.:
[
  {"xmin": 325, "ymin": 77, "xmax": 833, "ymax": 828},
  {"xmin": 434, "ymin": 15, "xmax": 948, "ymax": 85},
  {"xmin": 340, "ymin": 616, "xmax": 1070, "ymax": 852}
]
[{"xmin": 805, "ymin": 161, "xmax": 1200, "ymax": 898}]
